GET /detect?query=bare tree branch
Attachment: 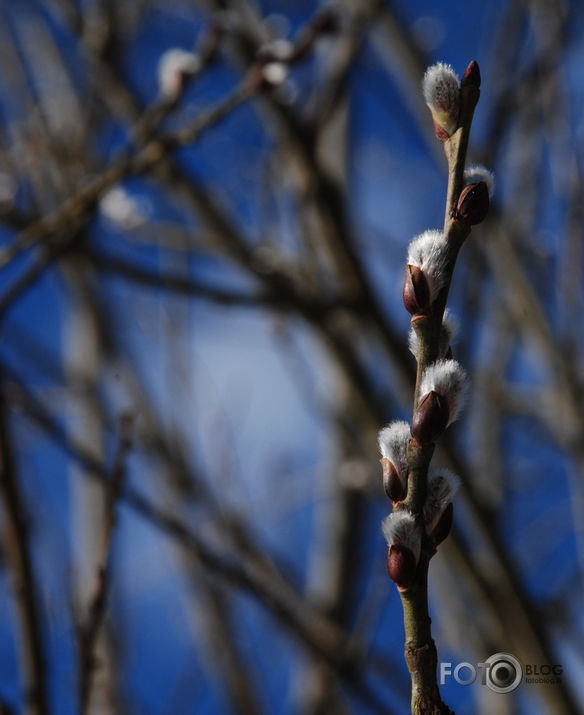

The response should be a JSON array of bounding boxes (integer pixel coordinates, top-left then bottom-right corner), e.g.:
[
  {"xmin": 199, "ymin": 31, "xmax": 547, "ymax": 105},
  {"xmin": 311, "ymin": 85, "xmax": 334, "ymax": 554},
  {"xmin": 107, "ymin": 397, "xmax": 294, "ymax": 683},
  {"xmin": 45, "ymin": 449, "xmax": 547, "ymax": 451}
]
[{"xmin": 0, "ymin": 379, "xmax": 49, "ymax": 715}]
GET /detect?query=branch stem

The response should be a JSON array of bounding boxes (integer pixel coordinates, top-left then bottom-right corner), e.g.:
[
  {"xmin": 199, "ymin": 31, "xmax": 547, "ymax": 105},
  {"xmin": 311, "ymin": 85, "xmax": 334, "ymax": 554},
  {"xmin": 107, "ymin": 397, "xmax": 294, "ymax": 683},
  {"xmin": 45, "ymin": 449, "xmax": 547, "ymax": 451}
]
[{"xmin": 399, "ymin": 78, "xmax": 480, "ymax": 714}]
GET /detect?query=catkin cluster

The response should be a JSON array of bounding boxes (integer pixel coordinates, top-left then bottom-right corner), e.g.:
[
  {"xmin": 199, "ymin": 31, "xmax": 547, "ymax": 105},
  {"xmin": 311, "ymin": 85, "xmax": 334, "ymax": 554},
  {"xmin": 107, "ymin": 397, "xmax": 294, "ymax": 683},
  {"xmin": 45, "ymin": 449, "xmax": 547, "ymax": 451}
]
[{"xmin": 379, "ymin": 61, "xmax": 493, "ymax": 591}]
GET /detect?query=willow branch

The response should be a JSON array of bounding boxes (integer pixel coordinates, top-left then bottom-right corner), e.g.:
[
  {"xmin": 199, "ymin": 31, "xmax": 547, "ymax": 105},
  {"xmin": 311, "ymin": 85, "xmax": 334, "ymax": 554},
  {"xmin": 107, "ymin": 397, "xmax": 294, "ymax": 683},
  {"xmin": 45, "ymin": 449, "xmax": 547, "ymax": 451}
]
[{"xmin": 396, "ymin": 68, "xmax": 480, "ymax": 715}]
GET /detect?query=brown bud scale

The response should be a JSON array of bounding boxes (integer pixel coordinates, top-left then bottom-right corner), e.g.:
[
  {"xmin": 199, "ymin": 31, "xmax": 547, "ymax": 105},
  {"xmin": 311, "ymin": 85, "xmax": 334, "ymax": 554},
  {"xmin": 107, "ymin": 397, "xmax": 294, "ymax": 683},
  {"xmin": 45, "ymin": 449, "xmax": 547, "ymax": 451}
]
[
  {"xmin": 411, "ymin": 390, "xmax": 450, "ymax": 445},
  {"xmin": 456, "ymin": 181, "xmax": 489, "ymax": 225},
  {"xmin": 380, "ymin": 458, "xmax": 405, "ymax": 503},
  {"xmin": 403, "ymin": 264, "xmax": 431, "ymax": 316},
  {"xmin": 461, "ymin": 60, "xmax": 481, "ymax": 89},
  {"xmin": 431, "ymin": 502, "xmax": 453, "ymax": 546},
  {"xmin": 432, "ymin": 117, "xmax": 451, "ymax": 142},
  {"xmin": 387, "ymin": 544, "xmax": 417, "ymax": 590}
]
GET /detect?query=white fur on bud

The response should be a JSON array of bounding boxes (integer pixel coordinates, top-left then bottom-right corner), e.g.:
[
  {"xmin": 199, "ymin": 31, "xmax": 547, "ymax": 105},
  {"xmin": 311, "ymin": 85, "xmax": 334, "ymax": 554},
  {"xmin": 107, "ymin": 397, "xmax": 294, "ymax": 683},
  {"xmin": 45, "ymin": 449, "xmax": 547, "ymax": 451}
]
[
  {"xmin": 100, "ymin": 187, "xmax": 146, "ymax": 229},
  {"xmin": 158, "ymin": 49, "xmax": 201, "ymax": 97},
  {"xmin": 381, "ymin": 511, "xmax": 421, "ymax": 564},
  {"xmin": 407, "ymin": 230, "xmax": 449, "ymax": 302},
  {"xmin": 464, "ymin": 164, "xmax": 495, "ymax": 196},
  {"xmin": 439, "ymin": 309, "xmax": 458, "ymax": 357},
  {"xmin": 408, "ymin": 326, "xmax": 418, "ymax": 357},
  {"xmin": 261, "ymin": 62, "xmax": 288, "ymax": 85},
  {"xmin": 422, "ymin": 62, "xmax": 460, "ymax": 137},
  {"xmin": 409, "ymin": 309, "xmax": 458, "ymax": 358},
  {"xmin": 419, "ymin": 359, "xmax": 469, "ymax": 425},
  {"xmin": 424, "ymin": 469, "xmax": 460, "ymax": 533},
  {"xmin": 377, "ymin": 421, "xmax": 410, "ymax": 482}
]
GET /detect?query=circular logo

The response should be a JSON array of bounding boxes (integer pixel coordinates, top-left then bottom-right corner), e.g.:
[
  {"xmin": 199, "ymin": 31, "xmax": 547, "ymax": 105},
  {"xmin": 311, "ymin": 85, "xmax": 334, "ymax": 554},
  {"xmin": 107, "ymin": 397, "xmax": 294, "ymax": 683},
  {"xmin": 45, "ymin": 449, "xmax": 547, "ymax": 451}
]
[{"xmin": 485, "ymin": 652, "xmax": 523, "ymax": 694}]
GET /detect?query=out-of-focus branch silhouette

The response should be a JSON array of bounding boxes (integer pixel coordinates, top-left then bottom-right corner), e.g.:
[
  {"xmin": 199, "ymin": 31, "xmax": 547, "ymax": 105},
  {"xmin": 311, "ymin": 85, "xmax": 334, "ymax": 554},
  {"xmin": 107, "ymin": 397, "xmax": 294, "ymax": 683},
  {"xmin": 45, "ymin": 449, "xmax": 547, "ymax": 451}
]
[{"xmin": 0, "ymin": 377, "xmax": 48, "ymax": 715}]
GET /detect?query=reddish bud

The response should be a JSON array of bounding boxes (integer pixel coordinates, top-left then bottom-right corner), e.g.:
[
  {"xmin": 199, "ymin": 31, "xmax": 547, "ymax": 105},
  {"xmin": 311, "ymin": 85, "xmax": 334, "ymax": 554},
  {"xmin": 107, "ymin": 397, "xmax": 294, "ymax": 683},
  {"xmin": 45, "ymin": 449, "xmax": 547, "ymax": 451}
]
[
  {"xmin": 403, "ymin": 264, "xmax": 430, "ymax": 316},
  {"xmin": 387, "ymin": 544, "xmax": 417, "ymax": 590},
  {"xmin": 431, "ymin": 502, "xmax": 453, "ymax": 546},
  {"xmin": 456, "ymin": 181, "xmax": 489, "ymax": 225},
  {"xmin": 380, "ymin": 458, "xmax": 405, "ymax": 503},
  {"xmin": 461, "ymin": 60, "xmax": 481, "ymax": 89},
  {"xmin": 411, "ymin": 390, "xmax": 449, "ymax": 445},
  {"xmin": 432, "ymin": 117, "xmax": 452, "ymax": 142}
]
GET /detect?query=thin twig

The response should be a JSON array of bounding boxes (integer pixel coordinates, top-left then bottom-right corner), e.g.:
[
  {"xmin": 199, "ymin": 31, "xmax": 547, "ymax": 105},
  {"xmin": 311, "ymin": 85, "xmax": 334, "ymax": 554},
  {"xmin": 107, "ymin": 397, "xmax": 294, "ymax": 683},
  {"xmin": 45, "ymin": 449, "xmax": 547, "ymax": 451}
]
[
  {"xmin": 77, "ymin": 413, "xmax": 133, "ymax": 714},
  {"xmin": 0, "ymin": 77, "xmax": 253, "ymax": 274},
  {"xmin": 0, "ymin": 377, "xmax": 49, "ymax": 715},
  {"xmin": 0, "ymin": 364, "xmax": 396, "ymax": 706}
]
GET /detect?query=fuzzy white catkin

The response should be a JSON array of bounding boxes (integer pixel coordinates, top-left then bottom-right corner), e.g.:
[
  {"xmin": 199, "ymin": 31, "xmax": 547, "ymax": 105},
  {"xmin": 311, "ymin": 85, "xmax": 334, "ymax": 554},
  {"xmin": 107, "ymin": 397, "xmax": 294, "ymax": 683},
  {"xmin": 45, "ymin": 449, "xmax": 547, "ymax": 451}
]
[
  {"xmin": 439, "ymin": 309, "xmax": 458, "ymax": 357},
  {"xmin": 424, "ymin": 470, "xmax": 460, "ymax": 532},
  {"xmin": 407, "ymin": 230, "xmax": 449, "ymax": 301},
  {"xmin": 422, "ymin": 62, "xmax": 460, "ymax": 136},
  {"xmin": 377, "ymin": 421, "xmax": 410, "ymax": 480},
  {"xmin": 419, "ymin": 359, "xmax": 469, "ymax": 424},
  {"xmin": 100, "ymin": 187, "xmax": 146, "ymax": 229},
  {"xmin": 381, "ymin": 511, "xmax": 421, "ymax": 563},
  {"xmin": 262, "ymin": 62, "xmax": 288, "ymax": 85},
  {"xmin": 158, "ymin": 49, "xmax": 201, "ymax": 97},
  {"xmin": 464, "ymin": 164, "xmax": 495, "ymax": 196}
]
